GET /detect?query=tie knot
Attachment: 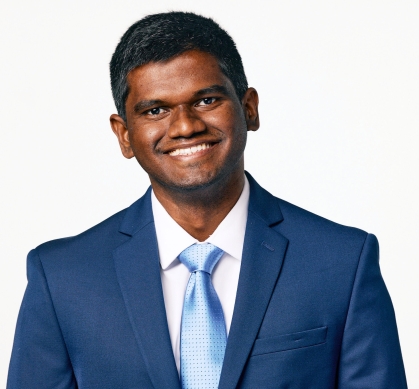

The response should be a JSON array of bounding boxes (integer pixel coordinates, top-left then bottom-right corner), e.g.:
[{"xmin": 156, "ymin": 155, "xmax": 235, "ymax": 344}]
[{"xmin": 178, "ymin": 243, "xmax": 224, "ymax": 274}]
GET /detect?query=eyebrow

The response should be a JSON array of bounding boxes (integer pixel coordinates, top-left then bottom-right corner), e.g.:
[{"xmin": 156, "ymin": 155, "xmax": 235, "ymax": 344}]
[{"xmin": 193, "ymin": 84, "xmax": 230, "ymax": 98}]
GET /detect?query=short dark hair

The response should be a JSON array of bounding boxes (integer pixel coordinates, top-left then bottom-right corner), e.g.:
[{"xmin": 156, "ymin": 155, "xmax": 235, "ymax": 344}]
[{"xmin": 110, "ymin": 11, "xmax": 248, "ymax": 121}]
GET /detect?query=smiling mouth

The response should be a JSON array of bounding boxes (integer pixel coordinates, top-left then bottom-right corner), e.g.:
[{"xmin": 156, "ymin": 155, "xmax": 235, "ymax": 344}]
[{"xmin": 168, "ymin": 142, "xmax": 214, "ymax": 156}]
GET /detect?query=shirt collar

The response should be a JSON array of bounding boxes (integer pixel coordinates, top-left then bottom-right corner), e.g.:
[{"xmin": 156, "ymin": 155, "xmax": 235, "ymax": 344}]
[{"xmin": 151, "ymin": 176, "xmax": 250, "ymax": 270}]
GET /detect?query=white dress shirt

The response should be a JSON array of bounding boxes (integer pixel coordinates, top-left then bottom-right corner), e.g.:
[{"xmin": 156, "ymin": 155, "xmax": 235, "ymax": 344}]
[{"xmin": 151, "ymin": 176, "xmax": 249, "ymax": 372}]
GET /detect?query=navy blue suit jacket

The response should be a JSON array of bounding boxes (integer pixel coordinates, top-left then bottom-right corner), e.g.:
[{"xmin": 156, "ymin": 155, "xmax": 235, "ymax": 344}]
[{"xmin": 8, "ymin": 173, "xmax": 407, "ymax": 388}]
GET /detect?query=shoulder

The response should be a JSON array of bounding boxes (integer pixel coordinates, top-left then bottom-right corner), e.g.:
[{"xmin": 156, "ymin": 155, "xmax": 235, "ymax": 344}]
[
  {"xmin": 36, "ymin": 207, "xmax": 127, "ymax": 256},
  {"xmin": 34, "ymin": 187, "xmax": 154, "ymax": 262},
  {"xmin": 29, "ymin": 207, "xmax": 130, "ymax": 275},
  {"xmin": 271, "ymin": 196, "xmax": 371, "ymax": 274},
  {"xmin": 246, "ymin": 172, "xmax": 368, "ymax": 249},
  {"xmin": 31, "ymin": 187, "xmax": 153, "ymax": 273},
  {"xmin": 276, "ymin": 197, "xmax": 367, "ymax": 242}
]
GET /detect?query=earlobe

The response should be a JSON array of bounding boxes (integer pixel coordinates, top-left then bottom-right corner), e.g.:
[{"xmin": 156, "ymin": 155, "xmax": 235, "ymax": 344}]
[
  {"xmin": 110, "ymin": 114, "xmax": 135, "ymax": 159},
  {"xmin": 242, "ymin": 88, "xmax": 260, "ymax": 132}
]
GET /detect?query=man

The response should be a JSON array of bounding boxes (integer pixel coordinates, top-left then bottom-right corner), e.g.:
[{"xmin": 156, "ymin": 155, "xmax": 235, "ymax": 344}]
[{"xmin": 7, "ymin": 11, "xmax": 407, "ymax": 389}]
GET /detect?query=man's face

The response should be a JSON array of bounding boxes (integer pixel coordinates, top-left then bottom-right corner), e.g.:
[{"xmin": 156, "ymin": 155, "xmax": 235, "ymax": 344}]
[{"xmin": 111, "ymin": 50, "xmax": 259, "ymax": 192}]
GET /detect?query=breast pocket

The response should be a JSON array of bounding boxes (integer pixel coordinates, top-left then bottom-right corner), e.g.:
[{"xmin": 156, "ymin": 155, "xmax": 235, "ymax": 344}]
[{"xmin": 251, "ymin": 326, "xmax": 327, "ymax": 357}]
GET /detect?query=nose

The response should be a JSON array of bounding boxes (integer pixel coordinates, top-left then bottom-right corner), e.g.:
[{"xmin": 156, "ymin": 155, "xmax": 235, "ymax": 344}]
[{"xmin": 167, "ymin": 106, "xmax": 206, "ymax": 138}]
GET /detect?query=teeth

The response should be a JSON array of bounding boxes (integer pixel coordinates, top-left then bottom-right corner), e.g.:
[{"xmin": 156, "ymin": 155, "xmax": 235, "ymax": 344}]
[{"xmin": 169, "ymin": 143, "xmax": 211, "ymax": 156}]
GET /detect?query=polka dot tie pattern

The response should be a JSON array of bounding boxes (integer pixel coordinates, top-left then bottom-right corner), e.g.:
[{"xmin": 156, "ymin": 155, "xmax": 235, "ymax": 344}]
[{"xmin": 178, "ymin": 243, "xmax": 227, "ymax": 389}]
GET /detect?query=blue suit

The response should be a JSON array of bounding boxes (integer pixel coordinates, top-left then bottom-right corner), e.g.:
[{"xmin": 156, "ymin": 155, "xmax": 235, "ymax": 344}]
[{"xmin": 8, "ymin": 173, "xmax": 407, "ymax": 388}]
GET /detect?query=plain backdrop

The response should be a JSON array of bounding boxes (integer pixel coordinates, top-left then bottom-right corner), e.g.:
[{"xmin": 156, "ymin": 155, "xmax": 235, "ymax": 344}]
[{"xmin": 1, "ymin": 0, "xmax": 418, "ymax": 386}]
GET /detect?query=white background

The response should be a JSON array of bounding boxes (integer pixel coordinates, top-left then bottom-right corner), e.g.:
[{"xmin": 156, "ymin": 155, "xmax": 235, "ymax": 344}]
[{"xmin": 1, "ymin": 0, "xmax": 418, "ymax": 386}]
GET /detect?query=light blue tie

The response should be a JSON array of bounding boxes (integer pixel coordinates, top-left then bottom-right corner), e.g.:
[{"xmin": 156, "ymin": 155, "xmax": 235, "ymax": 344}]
[{"xmin": 178, "ymin": 243, "xmax": 227, "ymax": 389}]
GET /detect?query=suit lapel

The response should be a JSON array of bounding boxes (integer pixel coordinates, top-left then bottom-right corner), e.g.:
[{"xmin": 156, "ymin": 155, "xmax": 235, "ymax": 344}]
[
  {"xmin": 113, "ymin": 190, "xmax": 181, "ymax": 389},
  {"xmin": 219, "ymin": 173, "xmax": 289, "ymax": 389}
]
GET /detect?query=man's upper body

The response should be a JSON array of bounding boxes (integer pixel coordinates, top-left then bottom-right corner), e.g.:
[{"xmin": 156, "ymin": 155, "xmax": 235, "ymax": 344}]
[
  {"xmin": 8, "ymin": 11, "xmax": 407, "ymax": 388},
  {"xmin": 7, "ymin": 173, "xmax": 407, "ymax": 388}
]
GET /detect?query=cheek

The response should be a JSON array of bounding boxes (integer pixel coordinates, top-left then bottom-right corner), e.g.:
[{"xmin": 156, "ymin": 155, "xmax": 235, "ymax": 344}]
[
  {"xmin": 128, "ymin": 122, "xmax": 164, "ymax": 154},
  {"xmin": 223, "ymin": 110, "xmax": 248, "ymax": 142},
  {"xmin": 127, "ymin": 135, "xmax": 155, "ymax": 171},
  {"xmin": 206, "ymin": 107, "xmax": 245, "ymax": 134},
  {"xmin": 211, "ymin": 106, "xmax": 235, "ymax": 122}
]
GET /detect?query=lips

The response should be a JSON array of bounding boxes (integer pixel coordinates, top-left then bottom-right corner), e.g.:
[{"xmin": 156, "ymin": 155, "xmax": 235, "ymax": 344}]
[{"xmin": 167, "ymin": 142, "xmax": 213, "ymax": 156}]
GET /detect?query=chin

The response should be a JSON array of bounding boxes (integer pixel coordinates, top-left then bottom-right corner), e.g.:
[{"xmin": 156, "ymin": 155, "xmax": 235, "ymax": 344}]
[
  {"xmin": 169, "ymin": 176, "xmax": 217, "ymax": 192},
  {"xmin": 158, "ymin": 169, "xmax": 225, "ymax": 193}
]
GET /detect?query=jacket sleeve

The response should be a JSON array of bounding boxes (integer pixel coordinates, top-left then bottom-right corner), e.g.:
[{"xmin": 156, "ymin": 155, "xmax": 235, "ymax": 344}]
[
  {"xmin": 7, "ymin": 249, "xmax": 77, "ymax": 389},
  {"xmin": 337, "ymin": 234, "xmax": 407, "ymax": 388}
]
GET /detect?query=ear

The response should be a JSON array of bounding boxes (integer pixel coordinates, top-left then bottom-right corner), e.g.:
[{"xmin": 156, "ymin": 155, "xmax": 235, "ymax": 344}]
[
  {"xmin": 110, "ymin": 114, "xmax": 135, "ymax": 159},
  {"xmin": 242, "ymin": 87, "xmax": 260, "ymax": 132}
]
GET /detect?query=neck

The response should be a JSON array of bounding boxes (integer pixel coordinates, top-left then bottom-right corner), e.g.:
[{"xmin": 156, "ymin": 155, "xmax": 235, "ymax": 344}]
[{"xmin": 151, "ymin": 170, "xmax": 245, "ymax": 242}]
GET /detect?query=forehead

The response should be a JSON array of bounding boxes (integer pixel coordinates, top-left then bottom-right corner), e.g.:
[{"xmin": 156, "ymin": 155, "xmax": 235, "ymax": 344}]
[{"xmin": 126, "ymin": 50, "xmax": 233, "ymax": 101}]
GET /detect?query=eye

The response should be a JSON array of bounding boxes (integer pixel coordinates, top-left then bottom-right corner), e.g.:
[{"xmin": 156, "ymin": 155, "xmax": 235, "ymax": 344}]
[
  {"xmin": 146, "ymin": 107, "xmax": 165, "ymax": 116},
  {"xmin": 197, "ymin": 97, "xmax": 217, "ymax": 106}
]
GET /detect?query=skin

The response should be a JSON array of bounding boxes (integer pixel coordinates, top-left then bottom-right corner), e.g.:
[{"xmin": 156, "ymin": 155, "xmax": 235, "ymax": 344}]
[{"xmin": 110, "ymin": 50, "xmax": 259, "ymax": 241}]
